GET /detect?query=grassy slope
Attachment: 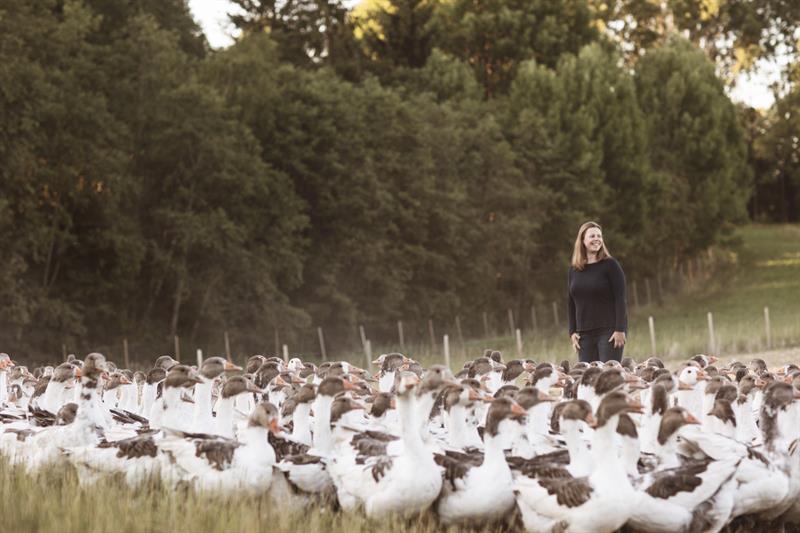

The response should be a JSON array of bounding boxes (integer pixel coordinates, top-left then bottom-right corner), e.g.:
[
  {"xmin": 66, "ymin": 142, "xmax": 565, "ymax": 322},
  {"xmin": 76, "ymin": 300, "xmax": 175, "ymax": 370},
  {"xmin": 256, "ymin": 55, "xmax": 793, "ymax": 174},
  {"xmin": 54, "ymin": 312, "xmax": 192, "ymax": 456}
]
[{"xmin": 381, "ymin": 224, "xmax": 800, "ymax": 368}]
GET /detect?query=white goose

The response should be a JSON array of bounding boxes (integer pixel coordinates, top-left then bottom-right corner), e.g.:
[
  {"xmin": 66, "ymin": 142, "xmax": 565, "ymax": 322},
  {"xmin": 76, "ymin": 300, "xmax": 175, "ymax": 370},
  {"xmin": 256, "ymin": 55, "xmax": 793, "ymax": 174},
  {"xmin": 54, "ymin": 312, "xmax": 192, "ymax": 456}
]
[
  {"xmin": 435, "ymin": 397, "xmax": 526, "ymax": 525},
  {"xmin": 514, "ymin": 392, "xmax": 642, "ymax": 533},
  {"xmin": 158, "ymin": 402, "xmax": 280, "ymax": 494}
]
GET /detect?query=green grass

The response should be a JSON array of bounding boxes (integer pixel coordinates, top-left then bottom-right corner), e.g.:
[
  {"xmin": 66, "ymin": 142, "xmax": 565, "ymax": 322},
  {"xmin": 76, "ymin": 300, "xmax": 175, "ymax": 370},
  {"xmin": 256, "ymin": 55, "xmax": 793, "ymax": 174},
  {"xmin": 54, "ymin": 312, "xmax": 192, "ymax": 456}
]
[
  {"xmin": 0, "ymin": 458, "xmax": 463, "ymax": 533},
  {"xmin": 369, "ymin": 224, "xmax": 800, "ymax": 368}
]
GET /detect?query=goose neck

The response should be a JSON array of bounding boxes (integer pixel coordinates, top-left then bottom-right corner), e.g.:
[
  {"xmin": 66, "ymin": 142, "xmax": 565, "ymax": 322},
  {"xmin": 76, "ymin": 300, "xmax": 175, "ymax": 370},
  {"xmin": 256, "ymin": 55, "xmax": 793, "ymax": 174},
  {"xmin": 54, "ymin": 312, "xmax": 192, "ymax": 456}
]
[{"xmin": 313, "ymin": 395, "xmax": 334, "ymax": 453}]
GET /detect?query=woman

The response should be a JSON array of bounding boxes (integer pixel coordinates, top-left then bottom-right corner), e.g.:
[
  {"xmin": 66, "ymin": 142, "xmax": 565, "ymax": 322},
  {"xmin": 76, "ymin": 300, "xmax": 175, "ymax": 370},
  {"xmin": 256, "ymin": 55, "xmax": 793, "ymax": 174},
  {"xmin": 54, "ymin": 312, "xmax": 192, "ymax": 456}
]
[{"xmin": 567, "ymin": 222, "xmax": 627, "ymax": 363}]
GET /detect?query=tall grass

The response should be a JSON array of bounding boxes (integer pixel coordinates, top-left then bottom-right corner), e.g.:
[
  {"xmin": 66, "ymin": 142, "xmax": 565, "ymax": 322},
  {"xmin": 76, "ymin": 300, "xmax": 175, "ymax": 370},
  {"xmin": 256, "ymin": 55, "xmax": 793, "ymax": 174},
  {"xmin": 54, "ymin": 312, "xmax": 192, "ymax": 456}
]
[{"xmin": 0, "ymin": 458, "xmax": 476, "ymax": 533}]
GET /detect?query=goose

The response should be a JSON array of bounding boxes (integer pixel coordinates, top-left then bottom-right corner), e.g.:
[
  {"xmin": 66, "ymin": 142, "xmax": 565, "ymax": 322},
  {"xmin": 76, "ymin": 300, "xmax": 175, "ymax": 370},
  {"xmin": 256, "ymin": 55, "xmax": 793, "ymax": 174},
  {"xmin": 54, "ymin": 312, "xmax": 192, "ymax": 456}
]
[
  {"xmin": 158, "ymin": 402, "xmax": 280, "ymax": 494},
  {"xmin": 140, "ymin": 367, "xmax": 166, "ymax": 418},
  {"xmin": 734, "ymin": 374, "xmax": 762, "ymax": 445},
  {"xmin": 192, "ymin": 357, "xmax": 241, "ymax": 434},
  {"xmin": 327, "ymin": 369, "xmax": 446, "ymax": 517},
  {"xmin": 514, "ymin": 392, "xmax": 642, "ymax": 533},
  {"xmin": 36, "ymin": 362, "xmax": 77, "ymax": 414},
  {"xmin": 213, "ymin": 375, "xmax": 264, "ymax": 438},
  {"xmin": 513, "ymin": 387, "xmax": 557, "ymax": 458},
  {"xmin": 0, "ymin": 353, "xmax": 16, "ymax": 406},
  {"xmin": 676, "ymin": 366, "xmax": 707, "ymax": 418},
  {"xmin": 269, "ymin": 377, "xmax": 357, "ymax": 506},
  {"xmin": 442, "ymin": 384, "xmax": 485, "ymax": 450},
  {"xmin": 375, "ymin": 353, "xmax": 406, "ymax": 393},
  {"xmin": 435, "ymin": 397, "xmax": 526, "ymax": 525},
  {"xmin": 627, "ymin": 406, "xmax": 741, "ymax": 533}
]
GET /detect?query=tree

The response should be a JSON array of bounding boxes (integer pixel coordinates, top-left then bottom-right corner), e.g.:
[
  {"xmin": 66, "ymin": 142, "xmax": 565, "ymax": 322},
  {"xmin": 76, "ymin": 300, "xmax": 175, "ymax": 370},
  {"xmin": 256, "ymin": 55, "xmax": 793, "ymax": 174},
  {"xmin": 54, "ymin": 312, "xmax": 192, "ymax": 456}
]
[
  {"xmin": 595, "ymin": 0, "xmax": 800, "ymax": 81},
  {"xmin": 357, "ymin": 0, "xmax": 437, "ymax": 71},
  {"xmin": 635, "ymin": 38, "xmax": 751, "ymax": 256},
  {"xmin": 434, "ymin": 0, "xmax": 598, "ymax": 97}
]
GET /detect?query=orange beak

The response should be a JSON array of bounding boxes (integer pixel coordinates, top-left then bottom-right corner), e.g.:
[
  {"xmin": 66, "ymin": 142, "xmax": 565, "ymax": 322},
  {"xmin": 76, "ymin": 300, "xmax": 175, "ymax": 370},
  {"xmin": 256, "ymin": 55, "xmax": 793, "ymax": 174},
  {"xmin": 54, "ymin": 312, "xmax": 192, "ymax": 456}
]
[
  {"xmin": 224, "ymin": 361, "xmax": 243, "ymax": 371},
  {"xmin": 510, "ymin": 401, "xmax": 526, "ymax": 417}
]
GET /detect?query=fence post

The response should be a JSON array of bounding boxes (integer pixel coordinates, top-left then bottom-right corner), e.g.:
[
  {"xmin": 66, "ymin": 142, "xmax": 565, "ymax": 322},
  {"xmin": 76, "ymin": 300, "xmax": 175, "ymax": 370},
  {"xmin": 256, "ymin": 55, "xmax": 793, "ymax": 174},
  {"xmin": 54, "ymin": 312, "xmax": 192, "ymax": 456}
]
[
  {"xmin": 507, "ymin": 308, "xmax": 515, "ymax": 337},
  {"xmin": 224, "ymin": 331, "xmax": 231, "ymax": 361},
  {"xmin": 174, "ymin": 335, "xmax": 180, "ymax": 363},
  {"xmin": 552, "ymin": 301, "xmax": 559, "ymax": 327},
  {"xmin": 397, "ymin": 320, "xmax": 405, "ymax": 351},
  {"xmin": 648, "ymin": 316, "xmax": 656, "ymax": 355},
  {"xmin": 455, "ymin": 316, "xmax": 465, "ymax": 356},
  {"xmin": 364, "ymin": 340, "xmax": 372, "ymax": 373},
  {"xmin": 317, "ymin": 326, "xmax": 327, "ymax": 361},
  {"xmin": 707, "ymin": 312, "xmax": 715, "ymax": 355},
  {"xmin": 282, "ymin": 344, "xmax": 289, "ymax": 364},
  {"xmin": 764, "ymin": 307, "xmax": 772, "ymax": 349},
  {"xmin": 123, "ymin": 338, "xmax": 130, "ymax": 369},
  {"xmin": 443, "ymin": 334, "xmax": 450, "ymax": 370},
  {"xmin": 196, "ymin": 348, "xmax": 203, "ymax": 368},
  {"xmin": 359, "ymin": 325, "xmax": 367, "ymax": 350},
  {"xmin": 515, "ymin": 328, "xmax": 523, "ymax": 357}
]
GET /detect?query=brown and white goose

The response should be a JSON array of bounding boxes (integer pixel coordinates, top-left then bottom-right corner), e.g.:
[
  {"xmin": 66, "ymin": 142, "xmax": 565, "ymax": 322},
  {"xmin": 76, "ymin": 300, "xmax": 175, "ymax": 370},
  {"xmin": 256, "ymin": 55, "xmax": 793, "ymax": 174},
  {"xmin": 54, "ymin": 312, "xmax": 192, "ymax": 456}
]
[
  {"xmin": 434, "ymin": 397, "xmax": 526, "ymax": 525},
  {"xmin": 514, "ymin": 392, "xmax": 642, "ymax": 533},
  {"xmin": 159, "ymin": 402, "xmax": 280, "ymax": 494}
]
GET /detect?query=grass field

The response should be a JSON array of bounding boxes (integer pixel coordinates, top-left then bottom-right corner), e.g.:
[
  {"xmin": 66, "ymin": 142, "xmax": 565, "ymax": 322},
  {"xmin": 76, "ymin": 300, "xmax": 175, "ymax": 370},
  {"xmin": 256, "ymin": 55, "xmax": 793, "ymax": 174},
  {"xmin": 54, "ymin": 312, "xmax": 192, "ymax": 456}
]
[
  {"xmin": 0, "ymin": 459, "xmax": 456, "ymax": 533},
  {"xmin": 386, "ymin": 224, "xmax": 800, "ymax": 369}
]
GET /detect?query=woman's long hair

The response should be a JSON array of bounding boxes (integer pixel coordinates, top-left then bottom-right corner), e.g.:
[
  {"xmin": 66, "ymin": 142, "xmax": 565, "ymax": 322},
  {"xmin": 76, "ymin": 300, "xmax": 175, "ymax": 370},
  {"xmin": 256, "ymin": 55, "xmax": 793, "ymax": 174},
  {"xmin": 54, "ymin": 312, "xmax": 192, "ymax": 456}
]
[{"xmin": 571, "ymin": 221, "xmax": 612, "ymax": 271}]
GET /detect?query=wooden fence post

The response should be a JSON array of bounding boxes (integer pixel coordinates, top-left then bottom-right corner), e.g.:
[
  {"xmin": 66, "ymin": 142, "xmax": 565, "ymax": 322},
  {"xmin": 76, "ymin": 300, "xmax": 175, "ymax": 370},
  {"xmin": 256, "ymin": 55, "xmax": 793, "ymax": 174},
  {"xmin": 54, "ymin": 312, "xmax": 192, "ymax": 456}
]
[
  {"xmin": 196, "ymin": 348, "xmax": 203, "ymax": 368},
  {"xmin": 707, "ymin": 312, "xmax": 715, "ymax": 355},
  {"xmin": 364, "ymin": 340, "xmax": 372, "ymax": 373},
  {"xmin": 282, "ymin": 344, "xmax": 289, "ymax": 364},
  {"xmin": 648, "ymin": 316, "xmax": 656, "ymax": 355},
  {"xmin": 224, "ymin": 331, "xmax": 231, "ymax": 361},
  {"xmin": 764, "ymin": 307, "xmax": 772, "ymax": 349},
  {"xmin": 455, "ymin": 316, "xmax": 465, "ymax": 356},
  {"xmin": 443, "ymin": 334, "xmax": 450, "ymax": 369},
  {"xmin": 398, "ymin": 320, "xmax": 405, "ymax": 351},
  {"xmin": 123, "ymin": 338, "xmax": 130, "ymax": 369},
  {"xmin": 359, "ymin": 325, "xmax": 367, "ymax": 350},
  {"xmin": 515, "ymin": 328, "xmax": 523, "ymax": 357},
  {"xmin": 317, "ymin": 326, "xmax": 327, "ymax": 361}
]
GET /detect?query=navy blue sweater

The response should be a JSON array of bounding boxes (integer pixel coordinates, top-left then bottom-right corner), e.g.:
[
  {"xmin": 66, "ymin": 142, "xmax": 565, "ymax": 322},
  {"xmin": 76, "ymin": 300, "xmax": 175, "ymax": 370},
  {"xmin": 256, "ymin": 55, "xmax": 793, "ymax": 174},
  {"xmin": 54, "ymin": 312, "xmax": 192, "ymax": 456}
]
[{"xmin": 568, "ymin": 258, "xmax": 627, "ymax": 335}]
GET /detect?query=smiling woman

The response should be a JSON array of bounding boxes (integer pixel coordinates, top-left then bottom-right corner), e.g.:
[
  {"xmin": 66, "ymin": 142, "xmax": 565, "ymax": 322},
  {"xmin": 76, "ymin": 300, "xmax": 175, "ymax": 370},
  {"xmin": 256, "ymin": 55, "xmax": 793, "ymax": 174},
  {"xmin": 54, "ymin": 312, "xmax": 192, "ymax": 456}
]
[{"xmin": 567, "ymin": 222, "xmax": 628, "ymax": 363}]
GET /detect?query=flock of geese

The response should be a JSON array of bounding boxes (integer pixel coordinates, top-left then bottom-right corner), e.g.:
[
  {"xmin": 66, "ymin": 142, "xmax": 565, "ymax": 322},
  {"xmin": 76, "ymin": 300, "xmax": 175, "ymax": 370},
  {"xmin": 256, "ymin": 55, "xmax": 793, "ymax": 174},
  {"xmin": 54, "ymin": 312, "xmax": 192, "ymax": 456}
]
[{"xmin": 1, "ymin": 349, "xmax": 800, "ymax": 531}]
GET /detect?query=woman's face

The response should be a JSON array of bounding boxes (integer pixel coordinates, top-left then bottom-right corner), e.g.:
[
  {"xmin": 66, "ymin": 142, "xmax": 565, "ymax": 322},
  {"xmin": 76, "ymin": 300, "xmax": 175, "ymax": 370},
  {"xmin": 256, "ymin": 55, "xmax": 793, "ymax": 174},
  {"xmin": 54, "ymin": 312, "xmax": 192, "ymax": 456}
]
[{"xmin": 583, "ymin": 227, "xmax": 603, "ymax": 255}]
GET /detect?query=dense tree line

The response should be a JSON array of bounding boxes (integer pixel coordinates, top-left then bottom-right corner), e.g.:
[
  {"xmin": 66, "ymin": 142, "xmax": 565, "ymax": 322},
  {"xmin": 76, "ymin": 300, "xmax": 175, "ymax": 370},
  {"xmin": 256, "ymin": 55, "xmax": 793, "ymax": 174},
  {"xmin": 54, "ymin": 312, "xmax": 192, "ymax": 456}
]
[{"xmin": 1, "ymin": 0, "xmax": 787, "ymax": 362}]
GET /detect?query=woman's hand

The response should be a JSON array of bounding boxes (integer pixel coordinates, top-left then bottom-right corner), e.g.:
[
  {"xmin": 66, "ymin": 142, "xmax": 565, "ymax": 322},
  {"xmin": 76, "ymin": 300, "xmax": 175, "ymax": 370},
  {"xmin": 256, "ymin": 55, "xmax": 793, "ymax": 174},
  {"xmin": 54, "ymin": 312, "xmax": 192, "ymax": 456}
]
[
  {"xmin": 608, "ymin": 331, "xmax": 626, "ymax": 349},
  {"xmin": 570, "ymin": 332, "xmax": 581, "ymax": 352}
]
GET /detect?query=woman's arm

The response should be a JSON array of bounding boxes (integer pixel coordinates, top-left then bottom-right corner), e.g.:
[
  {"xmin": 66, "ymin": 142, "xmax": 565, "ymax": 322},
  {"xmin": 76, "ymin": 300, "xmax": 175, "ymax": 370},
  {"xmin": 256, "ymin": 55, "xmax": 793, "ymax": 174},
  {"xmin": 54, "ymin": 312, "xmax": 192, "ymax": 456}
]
[
  {"xmin": 567, "ymin": 269, "xmax": 577, "ymax": 335},
  {"xmin": 607, "ymin": 259, "xmax": 628, "ymax": 332},
  {"xmin": 568, "ymin": 269, "xmax": 580, "ymax": 351}
]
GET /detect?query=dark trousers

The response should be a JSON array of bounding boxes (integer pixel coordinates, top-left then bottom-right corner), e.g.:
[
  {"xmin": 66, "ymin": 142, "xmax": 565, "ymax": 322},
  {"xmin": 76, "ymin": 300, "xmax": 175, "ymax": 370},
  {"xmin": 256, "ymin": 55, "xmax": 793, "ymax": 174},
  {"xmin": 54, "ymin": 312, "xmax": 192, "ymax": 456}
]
[{"xmin": 578, "ymin": 327, "xmax": 623, "ymax": 363}]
